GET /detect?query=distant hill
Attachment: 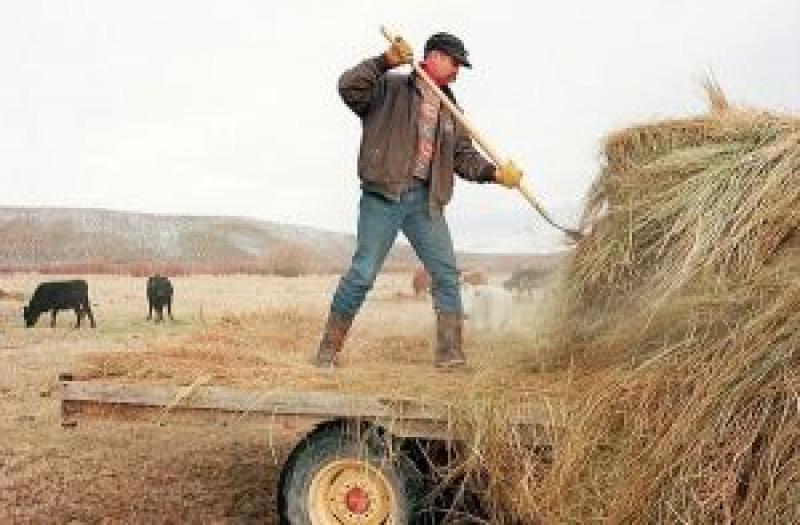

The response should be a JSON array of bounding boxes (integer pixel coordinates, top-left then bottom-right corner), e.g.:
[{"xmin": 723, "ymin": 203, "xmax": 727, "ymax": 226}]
[{"xmin": 0, "ymin": 207, "xmax": 563, "ymax": 275}]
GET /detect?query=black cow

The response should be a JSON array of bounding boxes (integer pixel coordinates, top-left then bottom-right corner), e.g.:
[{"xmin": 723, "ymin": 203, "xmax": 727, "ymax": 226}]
[
  {"xmin": 23, "ymin": 279, "xmax": 96, "ymax": 328},
  {"xmin": 147, "ymin": 275, "xmax": 173, "ymax": 322},
  {"xmin": 503, "ymin": 268, "xmax": 550, "ymax": 297}
]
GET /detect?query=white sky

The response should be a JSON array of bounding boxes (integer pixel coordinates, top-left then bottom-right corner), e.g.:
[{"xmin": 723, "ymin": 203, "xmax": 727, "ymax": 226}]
[{"xmin": 2, "ymin": 1, "xmax": 798, "ymax": 253}]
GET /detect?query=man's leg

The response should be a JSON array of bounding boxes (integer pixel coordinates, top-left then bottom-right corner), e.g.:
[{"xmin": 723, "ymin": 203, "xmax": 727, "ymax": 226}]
[
  {"xmin": 401, "ymin": 188, "xmax": 465, "ymax": 368},
  {"xmin": 316, "ymin": 190, "xmax": 402, "ymax": 367}
]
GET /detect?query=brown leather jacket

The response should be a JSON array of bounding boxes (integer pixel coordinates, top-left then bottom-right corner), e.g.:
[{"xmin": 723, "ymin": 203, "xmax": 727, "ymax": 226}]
[{"xmin": 338, "ymin": 55, "xmax": 496, "ymax": 212}]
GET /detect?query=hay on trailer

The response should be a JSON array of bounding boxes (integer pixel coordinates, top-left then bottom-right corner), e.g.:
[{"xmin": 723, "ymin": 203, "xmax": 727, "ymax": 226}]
[
  {"xmin": 78, "ymin": 306, "xmax": 565, "ymax": 413},
  {"xmin": 474, "ymin": 91, "xmax": 800, "ymax": 523}
]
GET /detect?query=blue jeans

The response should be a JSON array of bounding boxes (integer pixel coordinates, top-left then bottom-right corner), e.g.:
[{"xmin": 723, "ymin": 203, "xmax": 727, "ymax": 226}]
[{"xmin": 331, "ymin": 185, "xmax": 461, "ymax": 316}]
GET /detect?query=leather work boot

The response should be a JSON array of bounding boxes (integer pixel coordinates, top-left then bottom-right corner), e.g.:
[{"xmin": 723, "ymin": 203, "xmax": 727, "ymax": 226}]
[
  {"xmin": 434, "ymin": 312, "xmax": 466, "ymax": 369},
  {"xmin": 314, "ymin": 310, "xmax": 354, "ymax": 368}
]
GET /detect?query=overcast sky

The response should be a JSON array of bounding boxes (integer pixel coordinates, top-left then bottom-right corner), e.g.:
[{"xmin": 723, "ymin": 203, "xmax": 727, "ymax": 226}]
[{"xmin": 3, "ymin": 1, "xmax": 798, "ymax": 253}]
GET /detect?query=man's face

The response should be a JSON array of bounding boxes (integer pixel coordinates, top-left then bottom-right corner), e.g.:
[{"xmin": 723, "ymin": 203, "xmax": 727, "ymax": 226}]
[{"xmin": 425, "ymin": 50, "xmax": 460, "ymax": 86}]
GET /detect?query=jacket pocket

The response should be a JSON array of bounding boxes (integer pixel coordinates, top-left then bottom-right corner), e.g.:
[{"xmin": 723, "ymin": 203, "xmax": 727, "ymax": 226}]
[{"xmin": 358, "ymin": 143, "xmax": 385, "ymax": 183}]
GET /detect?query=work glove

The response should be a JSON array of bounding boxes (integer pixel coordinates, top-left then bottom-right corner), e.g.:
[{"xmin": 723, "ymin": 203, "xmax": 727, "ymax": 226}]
[
  {"xmin": 495, "ymin": 160, "xmax": 523, "ymax": 189},
  {"xmin": 384, "ymin": 36, "xmax": 413, "ymax": 68}
]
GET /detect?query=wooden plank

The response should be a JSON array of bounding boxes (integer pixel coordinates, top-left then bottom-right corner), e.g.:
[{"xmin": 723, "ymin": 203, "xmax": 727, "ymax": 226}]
[
  {"xmin": 60, "ymin": 380, "xmax": 452, "ymax": 420},
  {"xmin": 59, "ymin": 379, "xmax": 551, "ymax": 435},
  {"xmin": 62, "ymin": 399, "xmax": 325, "ymax": 436}
]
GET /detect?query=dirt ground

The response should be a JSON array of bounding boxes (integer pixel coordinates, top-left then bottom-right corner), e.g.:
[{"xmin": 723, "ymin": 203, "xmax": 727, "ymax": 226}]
[{"xmin": 0, "ymin": 273, "xmax": 555, "ymax": 523}]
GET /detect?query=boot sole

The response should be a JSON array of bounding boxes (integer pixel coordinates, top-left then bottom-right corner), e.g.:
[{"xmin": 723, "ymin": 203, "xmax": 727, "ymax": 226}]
[
  {"xmin": 312, "ymin": 356, "xmax": 338, "ymax": 369},
  {"xmin": 434, "ymin": 360, "xmax": 467, "ymax": 370}
]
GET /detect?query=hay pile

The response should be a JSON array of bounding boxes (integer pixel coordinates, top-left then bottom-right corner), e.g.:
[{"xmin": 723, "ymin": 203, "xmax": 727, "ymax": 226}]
[
  {"xmin": 80, "ymin": 308, "xmax": 565, "ymax": 405},
  {"xmin": 475, "ymin": 93, "xmax": 800, "ymax": 523}
]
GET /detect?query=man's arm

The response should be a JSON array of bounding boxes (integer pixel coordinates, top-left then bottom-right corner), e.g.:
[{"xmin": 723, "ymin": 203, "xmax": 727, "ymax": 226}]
[
  {"xmin": 453, "ymin": 123, "xmax": 498, "ymax": 183},
  {"xmin": 454, "ymin": 124, "xmax": 522, "ymax": 188},
  {"xmin": 337, "ymin": 55, "xmax": 392, "ymax": 118},
  {"xmin": 338, "ymin": 38, "xmax": 413, "ymax": 118}
]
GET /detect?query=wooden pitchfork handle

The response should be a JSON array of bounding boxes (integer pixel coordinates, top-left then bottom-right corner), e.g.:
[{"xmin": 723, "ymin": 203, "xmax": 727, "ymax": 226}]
[{"xmin": 380, "ymin": 26, "xmax": 582, "ymax": 241}]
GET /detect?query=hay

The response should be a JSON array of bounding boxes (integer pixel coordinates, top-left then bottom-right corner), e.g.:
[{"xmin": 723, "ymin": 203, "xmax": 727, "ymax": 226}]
[
  {"xmin": 475, "ymin": 90, "xmax": 800, "ymax": 523},
  {"xmin": 78, "ymin": 307, "xmax": 566, "ymax": 412}
]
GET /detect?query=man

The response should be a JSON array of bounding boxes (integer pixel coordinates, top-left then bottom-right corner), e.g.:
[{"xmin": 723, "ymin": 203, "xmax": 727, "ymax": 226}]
[{"xmin": 315, "ymin": 31, "xmax": 522, "ymax": 369}]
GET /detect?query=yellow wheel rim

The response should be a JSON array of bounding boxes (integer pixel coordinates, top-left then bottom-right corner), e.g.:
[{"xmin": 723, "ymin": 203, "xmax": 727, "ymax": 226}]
[{"xmin": 308, "ymin": 458, "xmax": 398, "ymax": 524}]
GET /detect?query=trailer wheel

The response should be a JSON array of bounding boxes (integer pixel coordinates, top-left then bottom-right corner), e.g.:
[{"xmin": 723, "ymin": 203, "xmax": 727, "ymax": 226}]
[{"xmin": 278, "ymin": 422, "xmax": 423, "ymax": 524}]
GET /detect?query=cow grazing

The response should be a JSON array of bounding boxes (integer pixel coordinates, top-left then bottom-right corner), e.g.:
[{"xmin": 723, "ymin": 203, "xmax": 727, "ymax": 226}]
[
  {"xmin": 23, "ymin": 280, "xmax": 95, "ymax": 328},
  {"xmin": 147, "ymin": 275, "xmax": 174, "ymax": 322},
  {"xmin": 503, "ymin": 268, "xmax": 550, "ymax": 297},
  {"xmin": 412, "ymin": 267, "xmax": 431, "ymax": 297},
  {"xmin": 461, "ymin": 283, "xmax": 513, "ymax": 332},
  {"xmin": 459, "ymin": 269, "xmax": 488, "ymax": 286}
]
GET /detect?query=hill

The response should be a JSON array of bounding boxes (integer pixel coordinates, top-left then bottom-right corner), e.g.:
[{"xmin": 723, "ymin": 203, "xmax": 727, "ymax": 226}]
[{"xmin": 0, "ymin": 207, "xmax": 562, "ymax": 275}]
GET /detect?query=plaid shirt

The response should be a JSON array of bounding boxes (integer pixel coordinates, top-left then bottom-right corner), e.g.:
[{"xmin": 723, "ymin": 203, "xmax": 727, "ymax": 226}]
[{"xmin": 412, "ymin": 80, "xmax": 441, "ymax": 182}]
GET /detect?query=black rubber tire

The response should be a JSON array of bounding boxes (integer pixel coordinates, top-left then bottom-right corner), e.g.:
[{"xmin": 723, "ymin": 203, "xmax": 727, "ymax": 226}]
[{"xmin": 278, "ymin": 421, "xmax": 424, "ymax": 524}]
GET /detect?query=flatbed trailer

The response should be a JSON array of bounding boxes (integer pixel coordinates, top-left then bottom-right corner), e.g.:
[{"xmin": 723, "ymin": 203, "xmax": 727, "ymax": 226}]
[{"xmin": 59, "ymin": 373, "xmax": 553, "ymax": 524}]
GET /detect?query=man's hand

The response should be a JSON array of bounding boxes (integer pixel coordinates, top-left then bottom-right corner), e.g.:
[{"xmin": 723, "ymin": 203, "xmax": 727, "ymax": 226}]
[
  {"xmin": 494, "ymin": 160, "xmax": 522, "ymax": 189},
  {"xmin": 384, "ymin": 37, "xmax": 413, "ymax": 68}
]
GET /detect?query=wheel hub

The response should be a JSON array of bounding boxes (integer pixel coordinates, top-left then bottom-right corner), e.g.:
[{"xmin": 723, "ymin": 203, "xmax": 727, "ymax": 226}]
[
  {"xmin": 309, "ymin": 459, "xmax": 396, "ymax": 524},
  {"xmin": 344, "ymin": 486, "xmax": 370, "ymax": 514}
]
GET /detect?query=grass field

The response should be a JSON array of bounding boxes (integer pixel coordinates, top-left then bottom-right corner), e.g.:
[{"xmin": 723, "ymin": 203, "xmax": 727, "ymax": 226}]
[{"xmin": 0, "ymin": 272, "xmax": 555, "ymax": 523}]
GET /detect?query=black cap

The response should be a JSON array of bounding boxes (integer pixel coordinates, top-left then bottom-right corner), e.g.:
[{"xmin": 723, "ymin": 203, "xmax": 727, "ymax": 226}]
[{"xmin": 424, "ymin": 32, "xmax": 471, "ymax": 68}]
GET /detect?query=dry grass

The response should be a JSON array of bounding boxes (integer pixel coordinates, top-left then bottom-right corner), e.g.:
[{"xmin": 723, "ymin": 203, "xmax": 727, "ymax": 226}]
[
  {"xmin": 0, "ymin": 271, "xmax": 564, "ymax": 521},
  {"xmin": 469, "ymin": 90, "xmax": 800, "ymax": 523},
  {"xmin": 76, "ymin": 287, "xmax": 567, "ymax": 408}
]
